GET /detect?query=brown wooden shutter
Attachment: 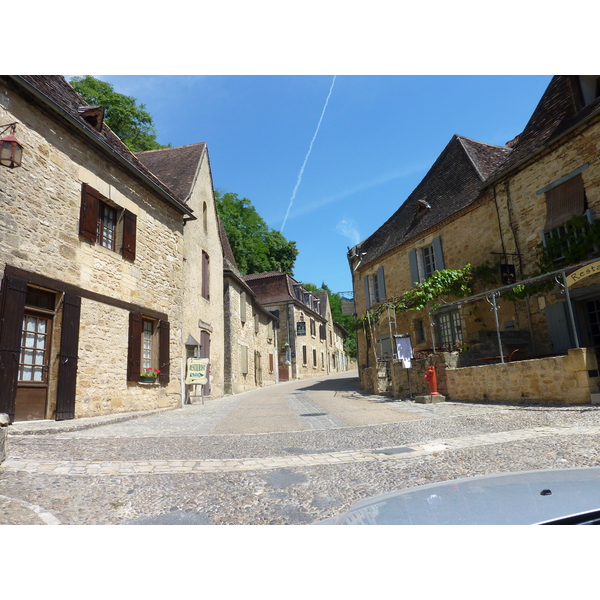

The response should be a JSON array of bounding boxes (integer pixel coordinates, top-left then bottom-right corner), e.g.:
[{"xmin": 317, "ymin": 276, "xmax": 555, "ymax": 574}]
[
  {"xmin": 158, "ymin": 320, "xmax": 170, "ymax": 383},
  {"xmin": 202, "ymin": 251, "xmax": 210, "ymax": 300},
  {"xmin": 269, "ymin": 353, "xmax": 274, "ymax": 372},
  {"xmin": 122, "ymin": 209, "xmax": 137, "ymax": 260},
  {"xmin": 127, "ymin": 312, "xmax": 143, "ymax": 381},
  {"xmin": 0, "ymin": 275, "xmax": 27, "ymax": 422},
  {"xmin": 544, "ymin": 175, "xmax": 586, "ymax": 231},
  {"xmin": 79, "ymin": 183, "xmax": 100, "ymax": 242},
  {"xmin": 56, "ymin": 293, "xmax": 81, "ymax": 420}
]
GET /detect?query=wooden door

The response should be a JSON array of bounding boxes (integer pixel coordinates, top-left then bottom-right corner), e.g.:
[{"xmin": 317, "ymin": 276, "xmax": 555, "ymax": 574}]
[{"xmin": 15, "ymin": 311, "xmax": 53, "ymax": 421}]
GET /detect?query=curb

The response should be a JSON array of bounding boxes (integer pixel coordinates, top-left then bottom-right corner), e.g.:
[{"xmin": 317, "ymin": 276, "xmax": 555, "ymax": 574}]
[{"xmin": 7, "ymin": 407, "xmax": 178, "ymax": 436}]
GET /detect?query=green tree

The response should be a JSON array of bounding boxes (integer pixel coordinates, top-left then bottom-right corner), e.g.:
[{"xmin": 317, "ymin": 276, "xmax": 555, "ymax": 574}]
[
  {"xmin": 215, "ymin": 190, "xmax": 298, "ymax": 275},
  {"xmin": 69, "ymin": 76, "xmax": 170, "ymax": 152}
]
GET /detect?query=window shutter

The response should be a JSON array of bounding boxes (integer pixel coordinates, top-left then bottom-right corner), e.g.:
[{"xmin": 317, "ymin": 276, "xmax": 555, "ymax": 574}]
[
  {"xmin": 269, "ymin": 353, "xmax": 274, "ymax": 372},
  {"xmin": 79, "ymin": 183, "xmax": 100, "ymax": 242},
  {"xmin": 544, "ymin": 174, "xmax": 585, "ymax": 231},
  {"xmin": 202, "ymin": 251, "xmax": 210, "ymax": 300},
  {"xmin": 127, "ymin": 312, "xmax": 143, "ymax": 381},
  {"xmin": 432, "ymin": 237, "xmax": 445, "ymax": 271},
  {"xmin": 408, "ymin": 249, "xmax": 420, "ymax": 287},
  {"xmin": 158, "ymin": 320, "xmax": 170, "ymax": 383},
  {"xmin": 377, "ymin": 266, "xmax": 387, "ymax": 301},
  {"xmin": 0, "ymin": 275, "xmax": 27, "ymax": 422},
  {"xmin": 267, "ymin": 320, "xmax": 274, "ymax": 341},
  {"xmin": 240, "ymin": 291, "xmax": 247, "ymax": 322},
  {"xmin": 56, "ymin": 293, "xmax": 81, "ymax": 420},
  {"xmin": 122, "ymin": 209, "xmax": 137, "ymax": 260},
  {"xmin": 364, "ymin": 276, "xmax": 371, "ymax": 309},
  {"xmin": 241, "ymin": 344, "xmax": 248, "ymax": 374}
]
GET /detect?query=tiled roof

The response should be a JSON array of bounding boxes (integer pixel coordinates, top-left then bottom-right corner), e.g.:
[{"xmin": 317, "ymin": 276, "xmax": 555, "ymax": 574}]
[
  {"xmin": 487, "ymin": 75, "xmax": 600, "ymax": 182},
  {"xmin": 356, "ymin": 135, "xmax": 511, "ymax": 267},
  {"xmin": 218, "ymin": 215, "xmax": 239, "ymax": 270},
  {"xmin": 8, "ymin": 75, "xmax": 192, "ymax": 216},
  {"xmin": 135, "ymin": 143, "xmax": 206, "ymax": 203}
]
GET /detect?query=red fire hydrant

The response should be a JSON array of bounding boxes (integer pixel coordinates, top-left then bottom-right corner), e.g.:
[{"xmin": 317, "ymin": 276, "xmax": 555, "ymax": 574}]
[{"xmin": 424, "ymin": 366, "xmax": 441, "ymax": 395}]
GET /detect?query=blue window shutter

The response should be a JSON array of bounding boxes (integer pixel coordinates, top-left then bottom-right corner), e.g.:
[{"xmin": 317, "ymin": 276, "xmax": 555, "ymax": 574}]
[
  {"xmin": 377, "ymin": 266, "xmax": 386, "ymax": 301},
  {"xmin": 432, "ymin": 236, "xmax": 445, "ymax": 271},
  {"xmin": 364, "ymin": 276, "xmax": 371, "ymax": 309},
  {"xmin": 408, "ymin": 249, "xmax": 419, "ymax": 287}
]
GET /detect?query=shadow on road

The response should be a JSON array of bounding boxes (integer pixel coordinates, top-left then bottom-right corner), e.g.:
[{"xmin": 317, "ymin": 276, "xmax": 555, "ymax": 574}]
[{"xmin": 295, "ymin": 373, "xmax": 370, "ymax": 397}]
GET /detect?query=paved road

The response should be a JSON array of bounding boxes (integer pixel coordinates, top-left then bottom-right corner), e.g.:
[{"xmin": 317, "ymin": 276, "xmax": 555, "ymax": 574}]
[{"xmin": 2, "ymin": 369, "xmax": 600, "ymax": 524}]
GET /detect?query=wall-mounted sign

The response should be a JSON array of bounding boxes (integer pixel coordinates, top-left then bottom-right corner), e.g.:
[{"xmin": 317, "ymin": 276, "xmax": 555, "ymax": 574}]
[
  {"xmin": 566, "ymin": 260, "xmax": 600, "ymax": 287},
  {"xmin": 297, "ymin": 321, "xmax": 306, "ymax": 336},
  {"xmin": 186, "ymin": 357, "xmax": 209, "ymax": 385}
]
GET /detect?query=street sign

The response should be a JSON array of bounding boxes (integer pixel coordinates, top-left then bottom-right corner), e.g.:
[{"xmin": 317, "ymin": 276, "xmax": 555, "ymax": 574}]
[{"xmin": 186, "ymin": 357, "xmax": 209, "ymax": 385}]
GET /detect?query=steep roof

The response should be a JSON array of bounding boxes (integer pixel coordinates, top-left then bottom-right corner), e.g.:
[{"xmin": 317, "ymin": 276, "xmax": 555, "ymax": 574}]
[
  {"xmin": 356, "ymin": 135, "xmax": 511, "ymax": 267},
  {"xmin": 244, "ymin": 272, "xmax": 298, "ymax": 305},
  {"xmin": 135, "ymin": 143, "xmax": 206, "ymax": 203},
  {"xmin": 487, "ymin": 75, "xmax": 600, "ymax": 183},
  {"xmin": 8, "ymin": 75, "xmax": 193, "ymax": 216}
]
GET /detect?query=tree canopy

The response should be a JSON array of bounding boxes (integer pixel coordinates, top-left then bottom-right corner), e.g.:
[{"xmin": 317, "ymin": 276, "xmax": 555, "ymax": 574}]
[
  {"xmin": 215, "ymin": 190, "xmax": 298, "ymax": 276},
  {"xmin": 69, "ymin": 76, "xmax": 169, "ymax": 152}
]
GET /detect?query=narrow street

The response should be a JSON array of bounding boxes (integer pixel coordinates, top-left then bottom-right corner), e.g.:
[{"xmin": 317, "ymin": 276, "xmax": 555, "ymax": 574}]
[{"xmin": 2, "ymin": 370, "xmax": 600, "ymax": 525}]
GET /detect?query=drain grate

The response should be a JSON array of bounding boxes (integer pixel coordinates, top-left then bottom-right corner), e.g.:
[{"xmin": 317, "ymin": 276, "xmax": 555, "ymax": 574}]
[{"xmin": 299, "ymin": 412, "xmax": 328, "ymax": 417}]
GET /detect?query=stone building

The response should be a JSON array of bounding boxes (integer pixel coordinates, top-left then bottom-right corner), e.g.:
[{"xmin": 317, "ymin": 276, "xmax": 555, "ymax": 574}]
[
  {"xmin": 349, "ymin": 75, "xmax": 600, "ymax": 404},
  {"xmin": 221, "ymin": 223, "xmax": 278, "ymax": 394},
  {"xmin": 0, "ymin": 75, "xmax": 194, "ymax": 422},
  {"xmin": 244, "ymin": 272, "xmax": 334, "ymax": 381},
  {"xmin": 349, "ymin": 134, "xmax": 512, "ymax": 374},
  {"xmin": 136, "ymin": 143, "xmax": 225, "ymax": 400}
]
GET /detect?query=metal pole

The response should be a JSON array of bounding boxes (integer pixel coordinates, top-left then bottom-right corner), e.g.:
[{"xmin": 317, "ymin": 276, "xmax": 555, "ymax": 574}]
[
  {"xmin": 487, "ymin": 292, "xmax": 504, "ymax": 364},
  {"xmin": 562, "ymin": 271, "xmax": 581, "ymax": 348}
]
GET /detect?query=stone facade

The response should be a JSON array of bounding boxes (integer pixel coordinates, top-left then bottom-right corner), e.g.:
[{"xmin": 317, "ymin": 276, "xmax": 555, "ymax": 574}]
[
  {"xmin": 245, "ymin": 273, "xmax": 342, "ymax": 381},
  {"xmin": 350, "ymin": 76, "xmax": 600, "ymax": 403},
  {"xmin": 0, "ymin": 76, "xmax": 191, "ymax": 422},
  {"xmin": 223, "ymin": 270, "xmax": 278, "ymax": 394},
  {"xmin": 136, "ymin": 144, "xmax": 225, "ymax": 400}
]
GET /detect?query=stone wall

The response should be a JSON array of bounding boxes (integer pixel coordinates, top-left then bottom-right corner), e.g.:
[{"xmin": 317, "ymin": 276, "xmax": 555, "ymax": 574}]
[
  {"xmin": 0, "ymin": 78, "xmax": 185, "ymax": 420},
  {"xmin": 445, "ymin": 348, "xmax": 599, "ymax": 404},
  {"xmin": 0, "ymin": 414, "xmax": 8, "ymax": 464},
  {"xmin": 223, "ymin": 277, "xmax": 278, "ymax": 395},
  {"xmin": 180, "ymin": 146, "xmax": 224, "ymax": 398}
]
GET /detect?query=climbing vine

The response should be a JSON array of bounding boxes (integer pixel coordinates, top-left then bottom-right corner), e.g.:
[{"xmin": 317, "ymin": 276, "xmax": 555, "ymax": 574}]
[{"xmin": 360, "ymin": 215, "xmax": 600, "ymax": 326}]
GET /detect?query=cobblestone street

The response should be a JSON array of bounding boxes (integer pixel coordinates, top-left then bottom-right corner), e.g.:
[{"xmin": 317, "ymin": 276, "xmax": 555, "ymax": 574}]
[{"xmin": 3, "ymin": 370, "xmax": 600, "ymax": 525}]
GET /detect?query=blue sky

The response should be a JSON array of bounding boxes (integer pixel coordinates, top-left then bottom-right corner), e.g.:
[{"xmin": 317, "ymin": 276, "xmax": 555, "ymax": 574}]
[{"xmin": 93, "ymin": 75, "xmax": 552, "ymax": 294}]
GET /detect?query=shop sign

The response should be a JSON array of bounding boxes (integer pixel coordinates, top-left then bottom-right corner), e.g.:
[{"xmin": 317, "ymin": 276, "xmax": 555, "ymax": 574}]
[{"xmin": 186, "ymin": 357, "xmax": 209, "ymax": 385}]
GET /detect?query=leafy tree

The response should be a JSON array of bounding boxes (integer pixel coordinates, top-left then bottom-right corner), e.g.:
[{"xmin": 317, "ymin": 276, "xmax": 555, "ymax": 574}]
[
  {"xmin": 69, "ymin": 76, "xmax": 170, "ymax": 152},
  {"xmin": 215, "ymin": 190, "xmax": 298, "ymax": 275}
]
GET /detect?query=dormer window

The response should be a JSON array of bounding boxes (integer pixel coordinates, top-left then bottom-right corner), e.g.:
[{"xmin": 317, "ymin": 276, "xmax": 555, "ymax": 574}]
[
  {"xmin": 578, "ymin": 76, "xmax": 600, "ymax": 107},
  {"xmin": 78, "ymin": 106, "xmax": 105, "ymax": 132}
]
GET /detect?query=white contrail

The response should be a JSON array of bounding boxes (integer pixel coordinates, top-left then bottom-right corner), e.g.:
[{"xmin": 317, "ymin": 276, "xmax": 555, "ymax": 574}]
[{"xmin": 280, "ymin": 75, "xmax": 337, "ymax": 233}]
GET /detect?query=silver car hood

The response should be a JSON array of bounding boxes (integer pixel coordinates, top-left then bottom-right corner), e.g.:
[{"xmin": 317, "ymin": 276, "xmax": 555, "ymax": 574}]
[{"xmin": 317, "ymin": 467, "xmax": 600, "ymax": 525}]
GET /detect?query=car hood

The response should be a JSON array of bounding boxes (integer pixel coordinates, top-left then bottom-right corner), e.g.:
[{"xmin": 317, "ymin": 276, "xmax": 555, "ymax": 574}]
[{"xmin": 316, "ymin": 467, "xmax": 600, "ymax": 525}]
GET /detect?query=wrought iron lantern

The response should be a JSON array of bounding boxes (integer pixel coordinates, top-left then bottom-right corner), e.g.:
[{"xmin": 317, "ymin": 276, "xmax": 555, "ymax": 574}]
[{"xmin": 0, "ymin": 122, "xmax": 23, "ymax": 168}]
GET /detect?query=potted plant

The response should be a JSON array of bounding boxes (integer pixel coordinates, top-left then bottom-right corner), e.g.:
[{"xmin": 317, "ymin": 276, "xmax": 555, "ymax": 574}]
[{"xmin": 139, "ymin": 368, "xmax": 160, "ymax": 384}]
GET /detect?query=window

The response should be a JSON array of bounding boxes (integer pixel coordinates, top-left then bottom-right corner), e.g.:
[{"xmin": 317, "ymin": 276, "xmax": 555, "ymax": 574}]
[
  {"xmin": 302, "ymin": 345, "xmax": 307, "ymax": 365},
  {"xmin": 364, "ymin": 266, "xmax": 387, "ymax": 309},
  {"xmin": 414, "ymin": 318, "xmax": 426, "ymax": 344},
  {"xmin": 202, "ymin": 251, "xmax": 210, "ymax": 300},
  {"xmin": 310, "ymin": 318, "xmax": 316, "ymax": 337},
  {"xmin": 254, "ymin": 312, "xmax": 259, "ymax": 334},
  {"xmin": 127, "ymin": 313, "xmax": 170, "ymax": 383},
  {"xmin": 19, "ymin": 314, "xmax": 51, "ymax": 383},
  {"xmin": 142, "ymin": 319, "xmax": 155, "ymax": 370},
  {"xmin": 313, "ymin": 348, "xmax": 317, "ymax": 367},
  {"xmin": 437, "ymin": 310, "xmax": 463, "ymax": 350},
  {"xmin": 98, "ymin": 201, "xmax": 117, "ymax": 250},
  {"xmin": 203, "ymin": 201, "xmax": 208, "ymax": 232},
  {"xmin": 79, "ymin": 183, "xmax": 136, "ymax": 259},
  {"xmin": 408, "ymin": 236, "xmax": 445, "ymax": 287}
]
